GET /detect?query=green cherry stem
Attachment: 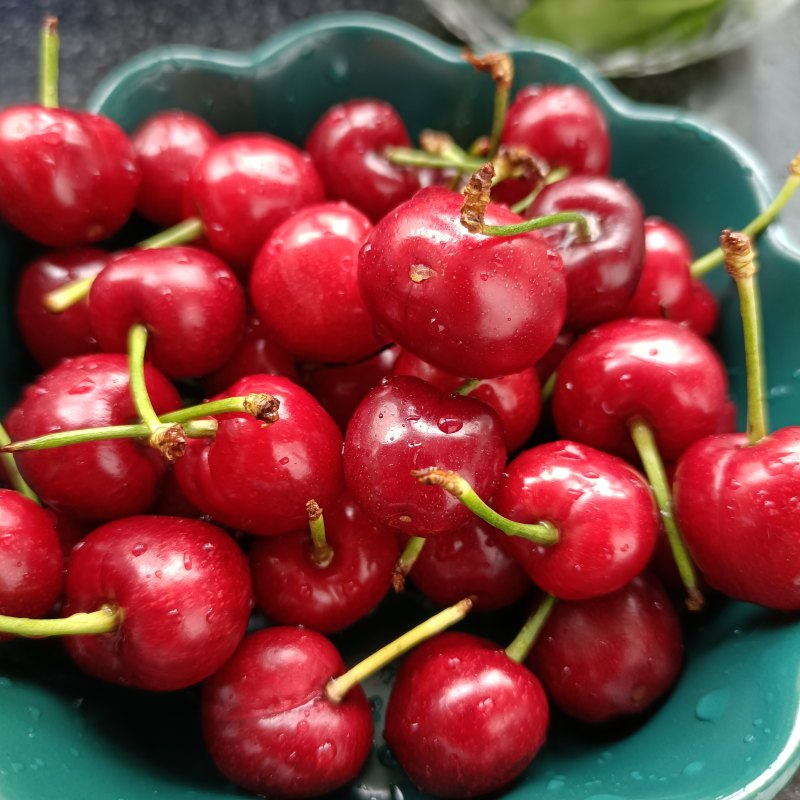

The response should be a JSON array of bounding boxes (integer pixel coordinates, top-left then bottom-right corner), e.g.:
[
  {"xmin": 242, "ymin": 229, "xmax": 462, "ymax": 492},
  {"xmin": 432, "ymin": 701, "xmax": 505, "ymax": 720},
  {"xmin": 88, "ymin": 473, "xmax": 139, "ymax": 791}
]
[
  {"xmin": 720, "ymin": 230, "xmax": 768, "ymax": 444},
  {"xmin": 306, "ymin": 499, "xmax": 334, "ymax": 568},
  {"xmin": 0, "ymin": 603, "xmax": 120, "ymax": 638},
  {"xmin": 480, "ymin": 211, "xmax": 589, "ymax": 239},
  {"xmin": 628, "ymin": 416, "xmax": 703, "ymax": 612},
  {"xmin": 0, "ymin": 423, "xmax": 40, "ymax": 504},
  {"xmin": 385, "ymin": 146, "xmax": 485, "ymax": 173},
  {"xmin": 454, "ymin": 378, "xmax": 480, "ymax": 396},
  {"xmin": 392, "ymin": 535, "xmax": 427, "ymax": 592},
  {"xmin": 161, "ymin": 393, "xmax": 281, "ymax": 426},
  {"xmin": 505, "ymin": 593, "xmax": 557, "ymax": 663},
  {"xmin": 38, "ymin": 16, "xmax": 59, "ymax": 109},
  {"xmin": 412, "ymin": 468, "xmax": 559, "ymax": 545},
  {"xmin": 540, "ymin": 371, "xmax": 557, "ymax": 405},
  {"xmin": 462, "ymin": 50, "xmax": 513, "ymax": 159},
  {"xmin": 510, "ymin": 165, "xmax": 570, "ymax": 215},
  {"xmin": 325, "ymin": 597, "xmax": 473, "ymax": 704}
]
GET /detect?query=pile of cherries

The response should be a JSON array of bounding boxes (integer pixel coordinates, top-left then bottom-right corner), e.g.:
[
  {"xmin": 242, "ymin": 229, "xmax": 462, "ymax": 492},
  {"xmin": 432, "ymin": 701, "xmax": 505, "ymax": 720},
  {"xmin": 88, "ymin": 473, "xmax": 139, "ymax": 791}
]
[{"xmin": 0, "ymin": 19, "xmax": 798, "ymax": 800}]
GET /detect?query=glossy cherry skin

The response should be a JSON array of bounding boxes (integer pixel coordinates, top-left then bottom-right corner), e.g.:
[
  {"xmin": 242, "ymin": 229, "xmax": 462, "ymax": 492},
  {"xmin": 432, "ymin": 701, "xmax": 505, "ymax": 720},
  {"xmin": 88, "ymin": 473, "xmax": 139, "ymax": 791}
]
[
  {"xmin": 528, "ymin": 574, "xmax": 684, "ymax": 723},
  {"xmin": 306, "ymin": 98, "xmax": 420, "ymax": 223},
  {"xmin": 16, "ymin": 248, "xmax": 108, "ymax": 368},
  {"xmin": 251, "ymin": 202, "xmax": 387, "ymax": 362},
  {"xmin": 249, "ymin": 493, "xmax": 398, "ymax": 633},
  {"xmin": 553, "ymin": 318, "xmax": 730, "ymax": 461},
  {"xmin": 359, "ymin": 186, "xmax": 566, "ymax": 378},
  {"xmin": 63, "ymin": 515, "xmax": 253, "ymax": 691},
  {"xmin": 131, "ymin": 109, "xmax": 219, "ymax": 227},
  {"xmin": 494, "ymin": 440, "xmax": 659, "ymax": 599},
  {"xmin": 88, "ymin": 246, "xmax": 246, "ymax": 378},
  {"xmin": 343, "ymin": 376, "xmax": 506, "ymax": 537},
  {"xmin": 674, "ymin": 427, "xmax": 800, "ymax": 610},
  {"xmin": 185, "ymin": 134, "xmax": 325, "ymax": 273},
  {"xmin": 529, "ymin": 175, "xmax": 645, "ymax": 330},
  {"xmin": 201, "ymin": 314, "xmax": 298, "ymax": 397},
  {"xmin": 0, "ymin": 106, "xmax": 139, "ymax": 247},
  {"xmin": 175, "ymin": 375, "xmax": 344, "ymax": 536},
  {"xmin": 534, "ymin": 328, "xmax": 575, "ymax": 383},
  {"xmin": 5, "ymin": 354, "xmax": 180, "ymax": 522},
  {"xmin": 384, "ymin": 632, "xmax": 549, "ymax": 798},
  {"xmin": 685, "ymin": 279, "xmax": 719, "ymax": 337},
  {"xmin": 0, "ymin": 489, "xmax": 63, "ymax": 642},
  {"xmin": 392, "ymin": 349, "xmax": 541, "ymax": 452},
  {"xmin": 408, "ymin": 516, "xmax": 531, "ymax": 611},
  {"xmin": 202, "ymin": 626, "xmax": 372, "ymax": 798}
]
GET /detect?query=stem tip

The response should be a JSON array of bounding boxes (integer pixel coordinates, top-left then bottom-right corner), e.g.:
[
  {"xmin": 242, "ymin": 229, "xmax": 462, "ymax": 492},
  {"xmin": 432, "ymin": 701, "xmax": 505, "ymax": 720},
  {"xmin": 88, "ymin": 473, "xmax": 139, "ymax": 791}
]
[
  {"xmin": 149, "ymin": 423, "xmax": 186, "ymax": 463},
  {"xmin": 720, "ymin": 229, "xmax": 757, "ymax": 279}
]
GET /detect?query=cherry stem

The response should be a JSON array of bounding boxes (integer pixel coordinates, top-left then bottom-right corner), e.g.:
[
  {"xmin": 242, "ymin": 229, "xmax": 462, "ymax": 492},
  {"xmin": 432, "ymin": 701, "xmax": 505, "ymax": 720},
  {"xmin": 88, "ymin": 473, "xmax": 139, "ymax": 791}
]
[
  {"xmin": 43, "ymin": 216, "xmax": 205, "ymax": 313},
  {"xmin": 480, "ymin": 211, "xmax": 589, "ymax": 239},
  {"xmin": 163, "ymin": 394, "xmax": 280, "ymax": 426},
  {"xmin": 306, "ymin": 499, "xmax": 333, "ymax": 568},
  {"xmin": 38, "ymin": 16, "xmax": 59, "ymax": 109},
  {"xmin": 392, "ymin": 535, "xmax": 427, "ymax": 592},
  {"xmin": 462, "ymin": 50, "xmax": 513, "ymax": 159},
  {"xmin": 505, "ymin": 593, "xmax": 557, "ymax": 663},
  {"xmin": 412, "ymin": 468, "xmax": 559, "ymax": 545},
  {"xmin": 628, "ymin": 417, "xmax": 703, "ymax": 612},
  {"xmin": 325, "ymin": 597, "xmax": 473, "ymax": 704},
  {"xmin": 385, "ymin": 146, "xmax": 485, "ymax": 173},
  {"xmin": 721, "ymin": 230, "xmax": 768, "ymax": 444},
  {"xmin": 454, "ymin": 378, "xmax": 480, "ymax": 396},
  {"xmin": 0, "ymin": 423, "xmax": 40, "ymax": 504},
  {"xmin": 510, "ymin": 165, "xmax": 570, "ymax": 215},
  {"xmin": 0, "ymin": 604, "xmax": 120, "ymax": 638},
  {"xmin": 691, "ymin": 155, "xmax": 800, "ymax": 278},
  {"xmin": 540, "ymin": 371, "xmax": 557, "ymax": 405}
]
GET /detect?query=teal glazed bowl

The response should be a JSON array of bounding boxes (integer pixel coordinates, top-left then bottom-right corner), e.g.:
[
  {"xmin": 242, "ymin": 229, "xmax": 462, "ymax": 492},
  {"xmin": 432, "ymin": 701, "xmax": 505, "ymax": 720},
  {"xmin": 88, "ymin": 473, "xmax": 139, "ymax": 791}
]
[{"xmin": 1, "ymin": 12, "xmax": 799, "ymax": 800}]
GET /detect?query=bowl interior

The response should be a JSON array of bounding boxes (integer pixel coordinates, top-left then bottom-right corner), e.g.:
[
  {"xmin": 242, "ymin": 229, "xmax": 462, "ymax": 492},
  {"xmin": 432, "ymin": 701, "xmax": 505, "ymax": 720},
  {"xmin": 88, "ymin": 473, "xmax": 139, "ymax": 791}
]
[{"xmin": 1, "ymin": 12, "xmax": 799, "ymax": 800}]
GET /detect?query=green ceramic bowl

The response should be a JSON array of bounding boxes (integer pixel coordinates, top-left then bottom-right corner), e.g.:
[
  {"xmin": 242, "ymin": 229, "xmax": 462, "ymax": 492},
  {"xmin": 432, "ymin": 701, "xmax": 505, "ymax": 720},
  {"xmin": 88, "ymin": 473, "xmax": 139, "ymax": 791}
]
[{"xmin": 1, "ymin": 12, "xmax": 799, "ymax": 800}]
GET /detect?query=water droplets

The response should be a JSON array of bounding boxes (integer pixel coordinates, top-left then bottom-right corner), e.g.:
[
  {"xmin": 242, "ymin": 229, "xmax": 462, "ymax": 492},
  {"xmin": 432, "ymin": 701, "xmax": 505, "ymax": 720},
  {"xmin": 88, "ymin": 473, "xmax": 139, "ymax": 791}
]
[
  {"xmin": 131, "ymin": 543, "xmax": 147, "ymax": 557},
  {"xmin": 437, "ymin": 417, "xmax": 463, "ymax": 434}
]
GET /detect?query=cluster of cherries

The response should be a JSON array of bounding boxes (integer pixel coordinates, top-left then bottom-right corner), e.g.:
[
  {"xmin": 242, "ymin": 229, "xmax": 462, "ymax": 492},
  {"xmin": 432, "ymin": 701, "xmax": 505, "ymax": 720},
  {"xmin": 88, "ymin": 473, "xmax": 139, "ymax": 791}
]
[{"xmin": 0, "ymin": 18, "xmax": 799, "ymax": 800}]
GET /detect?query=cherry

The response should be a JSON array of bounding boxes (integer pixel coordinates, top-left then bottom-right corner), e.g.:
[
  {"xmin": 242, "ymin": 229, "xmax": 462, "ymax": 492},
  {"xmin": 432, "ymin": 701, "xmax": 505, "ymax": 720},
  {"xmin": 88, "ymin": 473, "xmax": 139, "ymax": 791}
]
[
  {"xmin": 358, "ymin": 186, "xmax": 566, "ymax": 378},
  {"xmin": 4, "ymin": 354, "xmax": 180, "ymax": 522},
  {"xmin": 175, "ymin": 375, "xmax": 344, "ymax": 536},
  {"xmin": 184, "ymin": 133, "xmax": 325, "ymax": 273},
  {"xmin": 15, "ymin": 248, "xmax": 108, "ymax": 368},
  {"xmin": 527, "ymin": 574, "xmax": 684, "ymax": 723},
  {"xmin": 528, "ymin": 175, "xmax": 645, "ymax": 330},
  {"xmin": 88, "ymin": 245, "xmax": 246, "ymax": 378},
  {"xmin": 149, "ymin": 467, "xmax": 204, "ymax": 519},
  {"xmin": 534, "ymin": 327, "xmax": 575, "ymax": 384},
  {"xmin": 306, "ymin": 98, "xmax": 420, "ymax": 222},
  {"xmin": 202, "ymin": 626, "xmax": 372, "ymax": 798},
  {"xmin": 384, "ymin": 631, "xmax": 549, "ymax": 797},
  {"xmin": 131, "ymin": 109, "xmax": 219, "ymax": 227},
  {"xmin": 343, "ymin": 376, "xmax": 506, "ymax": 536},
  {"xmin": 251, "ymin": 202, "xmax": 388, "ymax": 362},
  {"xmin": 249, "ymin": 494, "xmax": 398, "ymax": 633},
  {"xmin": 392, "ymin": 349, "xmax": 541, "ymax": 452},
  {"xmin": 685, "ymin": 279, "xmax": 719, "ymax": 337},
  {"xmin": 62, "ymin": 515, "xmax": 253, "ymax": 691}
]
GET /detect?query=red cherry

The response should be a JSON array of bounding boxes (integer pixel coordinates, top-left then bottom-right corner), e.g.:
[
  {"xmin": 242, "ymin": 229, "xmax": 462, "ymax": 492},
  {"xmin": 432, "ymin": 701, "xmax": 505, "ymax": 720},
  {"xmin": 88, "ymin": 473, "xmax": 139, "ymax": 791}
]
[
  {"xmin": 527, "ymin": 574, "xmax": 684, "ymax": 723},
  {"xmin": 63, "ymin": 515, "xmax": 253, "ymax": 690},
  {"xmin": 185, "ymin": 134, "xmax": 325, "ymax": 272},
  {"xmin": 149, "ymin": 467, "xmax": 204, "ymax": 519},
  {"xmin": 384, "ymin": 631, "xmax": 549, "ymax": 797},
  {"xmin": 251, "ymin": 202, "xmax": 388, "ymax": 362},
  {"xmin": 343, "ymin": 376, "xmax": 506, "ymax": 536},
  {"xmin": 88, "ymin": 246, "xmax": 246, "ymax": 378},
  {"xmin": 5, "ymin": 354, "xmax": 180, "ymax": 522},
  {"xmin": 359, "ymin": 186, "xmax": 566, "ymax": 378},
  {"xmin": 131, "ymin": 109, "xmax": 219, "ymax": 227},
  {"xmin": 674, "ymin": 427, "xmax": 800, "ymax": 610},
  {"xmin": 16, "ymin": 248, "xmax": 108, "ymax": 368},
  {"xmin": 0, "ymin": 106, "xmax": 139, "ymax": 247},
  {"xmin": 306, "ymin": 98, "xmax": 420, "ymax": 222},
  {"xmin": 202, "ymin": 626, "xmax": 372, "ymax": 798},
  {"xmin": 534, "ymin": 328, "xmax": 575, "ymax": 383},
  {"xmin": 684, "ymin": 279, "xmax": 719, "ymax": 337},
  {"xmin": 493, "ymin": 440, "xmax": 659, "ymax": 599}
]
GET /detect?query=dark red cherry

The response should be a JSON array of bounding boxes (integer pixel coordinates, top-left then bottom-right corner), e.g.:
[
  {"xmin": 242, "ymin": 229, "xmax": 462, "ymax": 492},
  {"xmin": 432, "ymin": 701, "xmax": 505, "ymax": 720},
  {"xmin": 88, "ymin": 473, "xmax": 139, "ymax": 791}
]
[
  {"xmin": 16, "ymin": 248, "xmax": 107, "ymax": 368},
  {"xmin": 63, "ymin": 515, "xmax": 253, "ymax": 691},
  {"xmin": 175, "ymin": 375, "xmax": 344, "ymax": 536},
  {"xmin": 359, "ymin": 186, "xmax": 566, "ymax": 378},
  {"xmin": 0, "ymin": 489, "xmax": 63, "ymax": 642},
  {"xmin": 0, "ymin": 106, "xmax": 139, "ymax": 247},
  {"xmin": 384, "ymin": 631, "xmax": 549, "ymax": 798},
  {"xmin": 88, "ymin": 246, "xmax": 246, "ymax": 378},
  {"xmin": 306, "ymin": 98, "xmax": 420, "ymax": 222},
  {"xmin": 553, "ymin": 318, "xmax": 730, "ymax": 460},
  {"xmin": 684, "ymin": 279, "xmax": 719, "ymax": 337},
  {"xmin": 5, "ymin": 354, "xmax": 180, "ymax": 522},
  {"xmin": 493, "ymin": 440, "xmax": 658, "ymax": 600},
  {"xmin": 674, "ymin": 427, "xmax": 800, "ymax": 610},
  {"xmin": 131, "ymin": 109, "xmax": 219, "ymax": 227},
  {"xmin": 202, "ymin": 626, "xmax": 372, "ymax": 798},
  {"xmin": 529, "ymin": 175, "xmax": 645, "ymax": 330},
  {"xmin": 249, "ymin": 493, "xmax": 397, "ymax": 633},
  {"xmin": 343, "ymin": 376, "xmax": 506, "ymax": 536},
  {"xmin": 149, "ymin": 467, "xmax": 204, "ymax": 519},
  {"xmin": 527, "ymin": 574, "xmax": 683, "ymax": 723},
  {"xmin": 251, "ymin": 202, "xmax": 388, "ymax": 362},
  {"xmin": 534, "ymin": 328, "xmax": 575, "ymax": 383},
  {"xmin": 184, "ymin": 134, "xmax": 325, "ymax": 272}
]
